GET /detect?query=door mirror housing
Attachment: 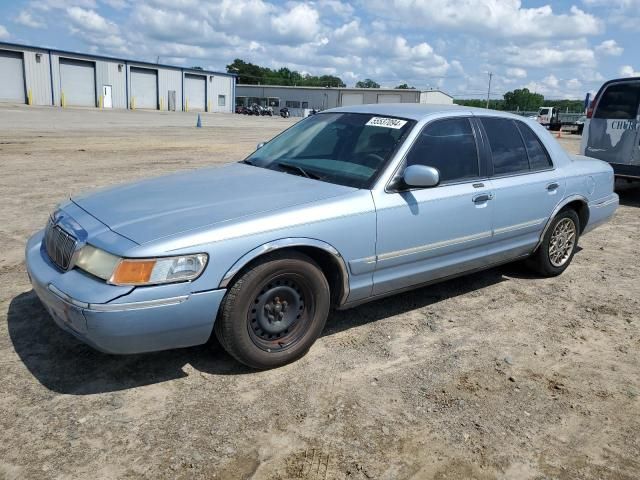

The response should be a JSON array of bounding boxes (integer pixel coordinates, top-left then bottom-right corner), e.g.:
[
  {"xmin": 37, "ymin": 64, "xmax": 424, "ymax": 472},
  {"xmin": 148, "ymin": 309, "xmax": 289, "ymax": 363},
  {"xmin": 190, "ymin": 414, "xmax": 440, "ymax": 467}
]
[{"xmin": 402, "ymin": 164, "xmax": 440, "ymax": 188}]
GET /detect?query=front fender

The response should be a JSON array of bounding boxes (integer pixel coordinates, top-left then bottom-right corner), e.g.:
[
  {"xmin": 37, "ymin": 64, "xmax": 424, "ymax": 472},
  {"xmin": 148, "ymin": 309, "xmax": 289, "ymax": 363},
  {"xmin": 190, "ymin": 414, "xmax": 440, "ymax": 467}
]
[{"xmin": 218, "ymin": 237, "xmax": 350, "ymax": 305}]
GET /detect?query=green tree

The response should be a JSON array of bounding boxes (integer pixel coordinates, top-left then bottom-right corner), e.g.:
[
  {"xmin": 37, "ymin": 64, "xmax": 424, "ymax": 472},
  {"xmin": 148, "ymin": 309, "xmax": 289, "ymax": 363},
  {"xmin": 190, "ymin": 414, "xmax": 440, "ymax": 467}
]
[
  {"xmin": 226, "ymin": 59, "xmax": 345, "ymax": 87},
  {"xmin": 355, "ymin": 78, "xmax": 380, "ymax": 88},
  {"xmin": 395, "ymin": 83, "xmax": 415, "ymax": 89},
  {"xmin": 503, "ymin": 88, "xmax": 544, "ymax": 111}
]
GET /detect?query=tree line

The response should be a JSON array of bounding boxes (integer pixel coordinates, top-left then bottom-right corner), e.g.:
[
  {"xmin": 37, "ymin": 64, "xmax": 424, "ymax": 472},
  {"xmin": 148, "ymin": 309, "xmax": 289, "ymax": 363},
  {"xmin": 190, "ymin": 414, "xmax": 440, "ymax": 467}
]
[
  {"xmin": 454, "ymin": 88, "xmax": 585, "ymax": 112},
  {"xmin": 226, "ymin": 60, "xmax": 584, "ymax": 111}
]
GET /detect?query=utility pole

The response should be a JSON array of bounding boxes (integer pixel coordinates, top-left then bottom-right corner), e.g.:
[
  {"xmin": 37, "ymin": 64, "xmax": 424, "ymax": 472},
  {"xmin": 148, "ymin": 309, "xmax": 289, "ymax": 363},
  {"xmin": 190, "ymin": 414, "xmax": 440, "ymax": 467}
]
[{"xmin": 486, "ymin": 72, "xmax": 493, "ymax": 109}]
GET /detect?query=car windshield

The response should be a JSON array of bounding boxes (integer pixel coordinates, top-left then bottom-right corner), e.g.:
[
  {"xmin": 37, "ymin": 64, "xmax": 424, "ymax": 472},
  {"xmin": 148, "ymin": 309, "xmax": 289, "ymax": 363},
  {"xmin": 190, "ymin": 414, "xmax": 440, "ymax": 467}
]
[{"xmin": 245, "ymin": 112, "xmax": 415, "ymax": 188}]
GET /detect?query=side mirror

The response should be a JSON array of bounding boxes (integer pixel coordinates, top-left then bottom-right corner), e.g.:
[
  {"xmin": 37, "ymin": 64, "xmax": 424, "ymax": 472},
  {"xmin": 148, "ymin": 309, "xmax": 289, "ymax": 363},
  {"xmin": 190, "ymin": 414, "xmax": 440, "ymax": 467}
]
[
  {"xmin": 402, "ymin": 164, "xmax": 440, "ymax": 188},
  {"xmin": 256, "ymin": 142, "xmax": 266, "ymax": 150}
]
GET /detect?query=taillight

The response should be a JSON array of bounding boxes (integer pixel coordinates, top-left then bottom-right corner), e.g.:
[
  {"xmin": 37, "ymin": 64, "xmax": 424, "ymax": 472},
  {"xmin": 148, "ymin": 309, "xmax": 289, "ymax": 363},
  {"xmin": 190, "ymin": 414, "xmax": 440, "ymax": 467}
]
[{"xmin": 586, "ymin": 95, "xmax": 597, "ymax": 118}]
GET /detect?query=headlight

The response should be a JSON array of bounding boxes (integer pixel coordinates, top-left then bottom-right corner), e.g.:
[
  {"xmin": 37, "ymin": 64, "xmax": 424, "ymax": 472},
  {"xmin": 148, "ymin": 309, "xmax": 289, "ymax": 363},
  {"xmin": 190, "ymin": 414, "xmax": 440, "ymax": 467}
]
[
  {"xmin": 109, "ymin": 253, "xmax": 208, "ymax": 286},
  {"xmin": 75, "ymin": 245, "xmax": 121, "ymax": 280},
  {"xmin": 75, "ymin": 245, "xmax": 208, "ymax": 286}
]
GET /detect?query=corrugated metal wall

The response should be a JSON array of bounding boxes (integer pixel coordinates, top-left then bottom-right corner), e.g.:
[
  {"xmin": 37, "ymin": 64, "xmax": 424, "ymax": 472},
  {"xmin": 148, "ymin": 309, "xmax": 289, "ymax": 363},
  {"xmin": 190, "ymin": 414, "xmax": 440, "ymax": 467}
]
[
  {"xmin": 210, "ymin": 75, "xmax": 233, "ymax": 113},
  {"xmin": 95, "ymin": 59, "xmax": 127, "ymax": 109},
  {"xmin": 23, "ymin": 49, "xmax": 52, "ymax": 106},
  {"xmin": 0, "ymin": 42, "xmax": 235, "ymax": 112},
  {"xmin": 158, "ymin": 68, "xmax": 182, "ymax": 112}
]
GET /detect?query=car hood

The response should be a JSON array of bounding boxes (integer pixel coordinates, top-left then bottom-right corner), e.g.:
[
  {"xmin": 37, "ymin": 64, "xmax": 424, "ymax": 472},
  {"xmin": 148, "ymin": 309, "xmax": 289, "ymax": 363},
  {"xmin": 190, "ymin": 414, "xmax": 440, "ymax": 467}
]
[{"xmin": 72, "ymin": 163, "xmax": 356, "ymax": 245}]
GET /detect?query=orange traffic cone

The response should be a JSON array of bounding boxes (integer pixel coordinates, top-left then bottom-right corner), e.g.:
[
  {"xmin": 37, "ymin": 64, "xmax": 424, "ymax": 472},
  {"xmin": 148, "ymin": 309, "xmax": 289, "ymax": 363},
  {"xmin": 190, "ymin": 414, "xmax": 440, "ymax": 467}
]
[{"xmin": 556, "ymin": 129, "xmax": 562, "ymax": 139}]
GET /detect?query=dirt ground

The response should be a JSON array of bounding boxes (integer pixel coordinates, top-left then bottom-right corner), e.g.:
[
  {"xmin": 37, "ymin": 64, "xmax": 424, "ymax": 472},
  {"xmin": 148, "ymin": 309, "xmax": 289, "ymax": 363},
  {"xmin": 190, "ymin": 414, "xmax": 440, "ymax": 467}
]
[{"xmin": 0, "ymin": 105, "xmax": 638, "ymax": 480}]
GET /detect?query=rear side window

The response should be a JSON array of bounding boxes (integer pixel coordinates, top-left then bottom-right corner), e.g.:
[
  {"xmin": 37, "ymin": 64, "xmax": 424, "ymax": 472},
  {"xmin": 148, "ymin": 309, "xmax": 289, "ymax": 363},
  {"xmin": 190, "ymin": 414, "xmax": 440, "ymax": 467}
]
[
  {"xmin": 406, "ymin": 118, "xmax": 479, "ymax": 183},
  {"xmin": 482, "ymin": 118, "xmax": 529, "ymax": 175},
  {"xmin": 594, "ymin": 82, "xmax": 640, "ymax": 120},
  {"xmin": 516, "ymin": 122, "xmax": 553, "ymax": 170}
]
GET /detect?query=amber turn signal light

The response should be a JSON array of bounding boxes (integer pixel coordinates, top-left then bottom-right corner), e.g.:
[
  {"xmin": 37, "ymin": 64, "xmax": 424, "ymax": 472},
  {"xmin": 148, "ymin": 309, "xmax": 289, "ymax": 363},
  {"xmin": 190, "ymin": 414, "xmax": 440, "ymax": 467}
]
[{"xmin": 110, "ymin": 259, "xmax": 156, "ymax": 285}]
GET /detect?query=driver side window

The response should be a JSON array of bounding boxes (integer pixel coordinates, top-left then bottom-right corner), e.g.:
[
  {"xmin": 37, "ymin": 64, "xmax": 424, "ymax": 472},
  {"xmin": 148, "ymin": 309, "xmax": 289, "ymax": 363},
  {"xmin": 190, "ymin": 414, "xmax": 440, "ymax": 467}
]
[{"xmin": 406, "ymin": 118, "xmax": 480, "ymax": 183}]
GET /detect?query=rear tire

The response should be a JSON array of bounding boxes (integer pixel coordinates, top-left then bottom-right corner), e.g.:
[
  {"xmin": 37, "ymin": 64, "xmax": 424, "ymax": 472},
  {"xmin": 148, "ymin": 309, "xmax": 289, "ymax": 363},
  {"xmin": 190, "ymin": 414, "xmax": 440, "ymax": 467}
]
[
  {"xmin": 527, "ymin": 209, "xmax": 580, "ymax": 277},
  {"xmin": 215, "ymin": 251, "xmax": 330, "ymax": 369}
]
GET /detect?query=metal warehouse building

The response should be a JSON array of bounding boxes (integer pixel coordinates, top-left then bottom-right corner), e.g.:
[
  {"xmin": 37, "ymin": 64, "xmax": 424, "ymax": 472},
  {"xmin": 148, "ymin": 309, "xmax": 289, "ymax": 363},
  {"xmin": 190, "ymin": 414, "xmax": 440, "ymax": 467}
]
[
  {"xmin": 0, "ymin": 42, "xmax": 235, "ymax": 113},
  {"xmin": 236, "ymin": 85, "xmax": 453, "ymax": 116}
]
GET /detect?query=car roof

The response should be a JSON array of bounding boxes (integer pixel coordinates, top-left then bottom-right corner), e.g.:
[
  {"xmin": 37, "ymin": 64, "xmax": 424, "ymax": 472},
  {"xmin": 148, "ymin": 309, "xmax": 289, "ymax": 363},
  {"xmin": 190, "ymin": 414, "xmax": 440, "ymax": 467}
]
[{"xmin": 325, "ymin": 103, "xmax": 523, "ymax": 121}]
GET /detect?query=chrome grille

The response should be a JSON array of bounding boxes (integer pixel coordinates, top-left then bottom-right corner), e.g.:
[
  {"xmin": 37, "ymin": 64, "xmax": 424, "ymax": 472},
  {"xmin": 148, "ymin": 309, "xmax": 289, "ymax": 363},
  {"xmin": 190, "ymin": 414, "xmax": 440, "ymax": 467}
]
[{"xmin": 44, "ymin": 220, "xmax": 78, "ymax": 270}]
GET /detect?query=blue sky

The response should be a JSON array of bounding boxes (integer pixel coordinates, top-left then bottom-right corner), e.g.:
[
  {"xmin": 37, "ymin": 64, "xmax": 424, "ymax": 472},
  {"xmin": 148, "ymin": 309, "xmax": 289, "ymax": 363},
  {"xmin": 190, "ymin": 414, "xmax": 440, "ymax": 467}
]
[{"xmin": 1, "ymin": 0, "xmax": 638, "ymax": 99}]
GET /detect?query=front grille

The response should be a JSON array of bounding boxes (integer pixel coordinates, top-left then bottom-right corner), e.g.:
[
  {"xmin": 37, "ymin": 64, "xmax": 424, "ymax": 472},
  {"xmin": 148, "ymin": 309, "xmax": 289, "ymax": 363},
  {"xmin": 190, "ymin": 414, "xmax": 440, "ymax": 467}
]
[{"xmin": 44, "ymin": 220, "xmax": 78, "ymax": 270}]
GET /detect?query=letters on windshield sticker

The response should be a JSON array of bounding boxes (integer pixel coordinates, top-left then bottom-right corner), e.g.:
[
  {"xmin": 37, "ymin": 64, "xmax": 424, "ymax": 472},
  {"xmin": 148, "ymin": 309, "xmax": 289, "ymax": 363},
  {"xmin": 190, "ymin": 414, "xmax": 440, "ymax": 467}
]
[{"xmin": 366, "ymin": 117, "xmax": 408, "ymax": 129}]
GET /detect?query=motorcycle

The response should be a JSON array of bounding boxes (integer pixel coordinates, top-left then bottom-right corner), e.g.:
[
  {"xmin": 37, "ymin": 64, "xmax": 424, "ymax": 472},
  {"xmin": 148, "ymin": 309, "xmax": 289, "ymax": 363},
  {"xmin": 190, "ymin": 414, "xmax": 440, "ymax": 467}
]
[{"xmin": 279, "ymin": 107, "xmax": 290, "ymax": 118}]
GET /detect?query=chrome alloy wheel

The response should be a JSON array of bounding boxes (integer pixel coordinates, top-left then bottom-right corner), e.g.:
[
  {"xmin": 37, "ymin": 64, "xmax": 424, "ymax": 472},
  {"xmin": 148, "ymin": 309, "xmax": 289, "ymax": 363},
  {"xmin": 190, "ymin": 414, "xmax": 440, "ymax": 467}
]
[{"xmin": 548, "ymin": 218, "xmax": 577, "ymax": 267}]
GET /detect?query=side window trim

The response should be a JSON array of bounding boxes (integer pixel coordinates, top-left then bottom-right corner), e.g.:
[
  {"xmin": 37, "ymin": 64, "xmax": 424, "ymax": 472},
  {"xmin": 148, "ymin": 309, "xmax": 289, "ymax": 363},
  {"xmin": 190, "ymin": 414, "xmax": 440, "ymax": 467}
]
[
  {"xmin": 514, "ymin": 120, "xmax": 555, "ymax": 171},
  {"xmin": 470, "ymin": 117, "xmax": 493, "ymax": 178},
  {"xmin": 387, "ymin": 116, "xmax": 482, "ymax": 191},
  {"xmin": 476, "ymin": 116, "xmax": 555, "ymax": 179}
]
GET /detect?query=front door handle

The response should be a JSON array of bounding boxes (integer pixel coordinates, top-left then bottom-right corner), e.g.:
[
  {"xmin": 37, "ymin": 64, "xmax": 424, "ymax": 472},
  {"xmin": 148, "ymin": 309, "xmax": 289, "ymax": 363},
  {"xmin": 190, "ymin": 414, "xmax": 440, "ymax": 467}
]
[
  {"xmin": 546, "ymin": 182, "xmax": 559, "ymax": 191},
  {"xmin": 472, "ymin": 193, "xmax": 493, "ymax": 203}
]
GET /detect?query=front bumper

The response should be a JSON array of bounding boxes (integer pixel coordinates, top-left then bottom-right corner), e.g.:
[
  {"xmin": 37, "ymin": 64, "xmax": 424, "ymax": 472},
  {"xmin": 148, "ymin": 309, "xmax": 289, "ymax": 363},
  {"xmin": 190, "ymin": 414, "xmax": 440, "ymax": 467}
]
[{"xmin": 25, "ymin": 231, "xmax": 226, "ymax": 354}]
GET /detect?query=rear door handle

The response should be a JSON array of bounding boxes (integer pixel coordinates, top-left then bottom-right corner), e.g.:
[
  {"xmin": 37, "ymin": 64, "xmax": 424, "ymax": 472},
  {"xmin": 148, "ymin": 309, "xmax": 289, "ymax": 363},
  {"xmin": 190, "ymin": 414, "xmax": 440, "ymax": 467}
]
[
  {"xmin": 472, "ymin": 193, "xmax": 493, "ymax": 203},
  {"xmin": 546, "ymin": 182, "xmax": 559, "ymax": 191}
]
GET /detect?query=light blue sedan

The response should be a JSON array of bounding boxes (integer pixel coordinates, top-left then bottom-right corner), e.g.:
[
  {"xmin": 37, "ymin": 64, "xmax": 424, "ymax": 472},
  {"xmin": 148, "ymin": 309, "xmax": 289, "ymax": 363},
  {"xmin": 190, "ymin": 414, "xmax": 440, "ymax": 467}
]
[{"xmin": 25, "ymin": 104, "xmax": 618, "ymax": 369}]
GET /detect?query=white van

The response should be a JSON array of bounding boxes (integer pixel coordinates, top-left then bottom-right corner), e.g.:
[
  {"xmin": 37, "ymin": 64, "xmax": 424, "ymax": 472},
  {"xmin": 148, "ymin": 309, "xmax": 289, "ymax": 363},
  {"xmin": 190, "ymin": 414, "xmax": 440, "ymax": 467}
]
[{"xmin": 580, "ymin": 77, "xmax": 640, "ymax": 180}]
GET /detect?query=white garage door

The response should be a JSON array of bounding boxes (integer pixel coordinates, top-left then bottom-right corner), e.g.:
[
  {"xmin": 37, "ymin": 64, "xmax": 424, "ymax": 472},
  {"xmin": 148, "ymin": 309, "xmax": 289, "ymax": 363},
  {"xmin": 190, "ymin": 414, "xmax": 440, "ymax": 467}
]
[
  {"xmin": 59, "ymin": 58, "xmax": 96, "ymax": 107},
  {"xmin": 130, "ymin": 67, "xmax": 158, "ymax": 109},
  {"xmin": 378, "ymin": 94, "xmax": 402, "ymax": 103},
  {"xmin": 341, "ymin": 93, "xmax": 364, "ymax": 106},
  {"xmin": 0, "ymin": 50, "xmax": 25, "ymax": 103},
  {"xmin": 185, "ymin": 74, "xmax": 206, "ymax": 111}
]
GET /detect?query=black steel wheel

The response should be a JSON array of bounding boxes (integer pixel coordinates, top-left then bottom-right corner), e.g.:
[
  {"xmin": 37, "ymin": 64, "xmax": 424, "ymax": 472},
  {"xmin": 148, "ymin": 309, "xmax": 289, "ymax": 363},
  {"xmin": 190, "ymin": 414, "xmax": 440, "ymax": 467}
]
[{"xmin": 215, "ymin": 251, "xmax": 330, "ymax": 369}]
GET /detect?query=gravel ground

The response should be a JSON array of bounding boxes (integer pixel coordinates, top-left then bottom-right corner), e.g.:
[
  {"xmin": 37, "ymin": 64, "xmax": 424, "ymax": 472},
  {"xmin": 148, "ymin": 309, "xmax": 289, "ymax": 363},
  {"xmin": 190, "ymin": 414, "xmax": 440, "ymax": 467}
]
[{"xmin": 0, "ymin": 106, "xmax": 638, "ymax": 480}]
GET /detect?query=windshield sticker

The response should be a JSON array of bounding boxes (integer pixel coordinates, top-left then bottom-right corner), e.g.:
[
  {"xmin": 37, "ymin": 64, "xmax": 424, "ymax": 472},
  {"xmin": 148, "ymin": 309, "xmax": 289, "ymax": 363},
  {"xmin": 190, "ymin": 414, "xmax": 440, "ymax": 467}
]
[{"xmin": 365, "ymin": 117, "xmax": 408, "ymax": 129}]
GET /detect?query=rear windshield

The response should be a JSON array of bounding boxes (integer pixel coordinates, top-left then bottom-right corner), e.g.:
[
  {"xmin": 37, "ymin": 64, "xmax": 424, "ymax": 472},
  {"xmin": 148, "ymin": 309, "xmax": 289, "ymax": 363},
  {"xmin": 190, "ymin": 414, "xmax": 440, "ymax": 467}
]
[{"xmin": 595, "ymin": 82, "xmax": 640, "ymax": 120}]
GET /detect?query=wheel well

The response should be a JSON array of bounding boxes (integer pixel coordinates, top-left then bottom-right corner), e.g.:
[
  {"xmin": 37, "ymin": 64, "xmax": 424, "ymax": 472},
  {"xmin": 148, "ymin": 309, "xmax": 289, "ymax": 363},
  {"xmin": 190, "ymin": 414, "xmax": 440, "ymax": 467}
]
[
  {"xmin": 225, "ymin": 246, "xmax": 346, "ymax": 307},
  {"xmin": 562, "ymin": 200, "xmax": 589, "ymax": 233}
]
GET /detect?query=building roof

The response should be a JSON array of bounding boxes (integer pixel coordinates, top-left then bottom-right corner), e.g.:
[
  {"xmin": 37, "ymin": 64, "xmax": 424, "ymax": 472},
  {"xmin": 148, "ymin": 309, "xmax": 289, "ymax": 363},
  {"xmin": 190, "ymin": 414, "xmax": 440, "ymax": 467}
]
[
  {"xmin": 0, "ymin": 41, "xmax": 236, "ymax": 78},
  {"xmin": 237, "ymin": 84, "xmax": 452, "ymax": 97}
]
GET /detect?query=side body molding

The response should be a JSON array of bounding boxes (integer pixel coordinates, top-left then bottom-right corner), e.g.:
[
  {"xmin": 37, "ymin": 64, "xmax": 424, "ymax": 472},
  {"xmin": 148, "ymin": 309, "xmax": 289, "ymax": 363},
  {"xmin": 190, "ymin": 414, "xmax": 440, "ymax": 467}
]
[
  {"xmin": 534, "ymin": 194, "xmax": 588, "ymax": 250},
  {"xmin": 219, "ymin": 238, "xmax": 351, "ymax": 305}
]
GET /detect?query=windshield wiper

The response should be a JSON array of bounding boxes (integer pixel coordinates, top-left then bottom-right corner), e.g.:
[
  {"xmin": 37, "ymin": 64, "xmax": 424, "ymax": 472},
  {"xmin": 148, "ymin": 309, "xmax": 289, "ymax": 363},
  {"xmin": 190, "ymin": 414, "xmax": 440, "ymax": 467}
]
[{"xmin": 276, "ymin": 162, "xmax": 321, "ymax": 180}]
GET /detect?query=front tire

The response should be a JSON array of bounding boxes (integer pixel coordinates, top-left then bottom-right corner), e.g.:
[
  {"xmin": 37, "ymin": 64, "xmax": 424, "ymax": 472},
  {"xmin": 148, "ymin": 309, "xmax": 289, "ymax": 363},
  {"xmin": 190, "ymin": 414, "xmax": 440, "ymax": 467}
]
[
  {"xmin": 215, "ymin": 251, "xmax": 330, "ymax": 369},
  {"xmin": 527, "ymin": 209, "xmax": 580, "ymax": 277}
]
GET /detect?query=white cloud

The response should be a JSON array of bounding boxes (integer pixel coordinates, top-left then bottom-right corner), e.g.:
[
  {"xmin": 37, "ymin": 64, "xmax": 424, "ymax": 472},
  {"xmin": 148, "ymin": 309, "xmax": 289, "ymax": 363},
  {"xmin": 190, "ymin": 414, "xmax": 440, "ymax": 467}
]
[
  {"xmin": 271, "ymin": 4, "xmax": 321, "ymax": 42},
  {"xmin": 0, "ymin": 25, "xmax": 9, "ymax": 39},
  {"xmin": 316, "ymin": 0, "xmax": 354, "ymax": 18},
  {"xmin": 32, "ymin": 0, "xmax": 98, "ymax": 11},
  {"xmin": 366, "ymin": 1, "xmax": 602, "ymax": 39},
  {"xmin": 101, "ymin": 0, "xmax": 129, "ymax": 8},
  {"xmin": 595, "ymin": 40, "xmax": 623, "ymax": 56},
  {"xmin": 582, "ymin": 0, "xmax": 640, "ymax": 30},
  {"xmin": 66, "ymin": 7, "xmax": 131, "ymax": 54},
  {"xmin": 506, "ymin": 67, "xmax": 527, "ymax": 79},
  {"xmin": 15, "ymin": 10, "xmax": 46, "ymax": 28},
  {"xmin": 619, "ymin": 65, "xmax": 640, "ymax": 77},
  {"xmin": 67, "ymin": 6, "xmax": 118, "ymax": 34},
  {"xmin": 500, "ymin": 44, "xmax": 595, "ymax": 68}
]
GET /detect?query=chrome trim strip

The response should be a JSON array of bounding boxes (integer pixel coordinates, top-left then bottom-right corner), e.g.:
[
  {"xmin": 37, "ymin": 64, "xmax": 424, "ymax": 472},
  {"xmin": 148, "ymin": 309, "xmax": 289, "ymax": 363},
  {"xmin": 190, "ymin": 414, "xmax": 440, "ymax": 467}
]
[
  {"xmin": 493, "ymin": 218, "xmax": 546, "ymax": 236},
  {"xmin": 219, "ymin": 238, "xmax": 351, "ymax": 306},
  {"xmin": 47, "ymin": 284, "xmax": 189, "ymax": 312},
  {"xmin": 377, "ymin": 230, "xmax": 493, "ymax": 262}
]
